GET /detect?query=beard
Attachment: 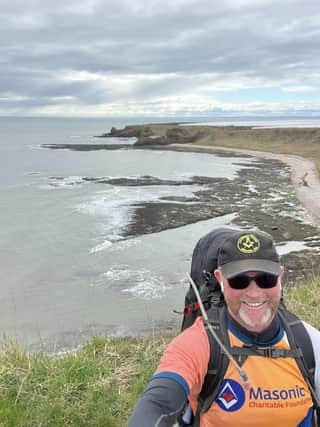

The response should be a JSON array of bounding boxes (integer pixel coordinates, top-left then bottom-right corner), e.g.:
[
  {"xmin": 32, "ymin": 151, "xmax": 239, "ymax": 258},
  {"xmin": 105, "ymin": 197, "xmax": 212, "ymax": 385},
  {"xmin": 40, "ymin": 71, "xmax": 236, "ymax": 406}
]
[{"xmin": 239, "ymin": 306, "xmax": 273, "ymax": 331}]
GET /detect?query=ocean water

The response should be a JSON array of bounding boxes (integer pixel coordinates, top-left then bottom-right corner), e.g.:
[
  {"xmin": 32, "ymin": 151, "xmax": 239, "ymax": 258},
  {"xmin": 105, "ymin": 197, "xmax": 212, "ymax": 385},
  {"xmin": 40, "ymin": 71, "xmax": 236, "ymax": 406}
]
[{"xmin": 0, "ymin": 116, "xmax": 317, "ymax": 352}]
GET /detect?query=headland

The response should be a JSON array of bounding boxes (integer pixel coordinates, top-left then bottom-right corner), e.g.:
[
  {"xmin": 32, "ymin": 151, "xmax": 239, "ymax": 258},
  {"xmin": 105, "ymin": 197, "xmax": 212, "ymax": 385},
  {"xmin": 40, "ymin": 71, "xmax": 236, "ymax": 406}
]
[{"xmin": 43, "ymin": 123, "xmax": 320, "ymax": 288}]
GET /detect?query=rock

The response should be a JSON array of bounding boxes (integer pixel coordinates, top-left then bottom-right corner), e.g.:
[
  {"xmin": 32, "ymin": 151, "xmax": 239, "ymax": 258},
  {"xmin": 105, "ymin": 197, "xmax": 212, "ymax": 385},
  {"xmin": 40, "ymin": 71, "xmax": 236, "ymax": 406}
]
[
  {"xmin": 97, "ymin": 125, "xmax": 141, "ymax": 138},
  {"xmin": 135, "ymin": 126, "xmax": 204, "ymax": 146},
  {"xmin": 42, "ymin": 144, "xmax": 133, "ymax": 151},
  {"xmin": 166, "ymin": 127, "xmax": 202, "ymax": 144}
]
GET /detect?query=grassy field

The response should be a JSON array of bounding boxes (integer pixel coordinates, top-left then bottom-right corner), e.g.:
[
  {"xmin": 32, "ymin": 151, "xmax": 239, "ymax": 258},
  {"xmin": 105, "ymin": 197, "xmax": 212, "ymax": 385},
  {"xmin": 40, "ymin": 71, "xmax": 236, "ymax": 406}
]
[
  {"xmin": 143, "ymin": 124, "xmax": 320, "ymax": 173},
  {"xmin": 0, "ymin": 335, "xmax": 170, "ymax": 427},
  {"xmin": 0, "ymin": 277, "xmax": 320, "ymax": 427}
]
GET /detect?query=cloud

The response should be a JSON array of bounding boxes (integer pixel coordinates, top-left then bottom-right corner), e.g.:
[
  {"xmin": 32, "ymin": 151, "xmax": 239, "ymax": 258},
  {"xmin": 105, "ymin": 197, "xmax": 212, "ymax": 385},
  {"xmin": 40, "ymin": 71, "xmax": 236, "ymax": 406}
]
[
  {"xmin": 281, "ymin": 85, "xmax": 319, "ymax": 92},
  {"xmin": 1, "ymin": 0, "xmax": 320, "ymax": 116}
]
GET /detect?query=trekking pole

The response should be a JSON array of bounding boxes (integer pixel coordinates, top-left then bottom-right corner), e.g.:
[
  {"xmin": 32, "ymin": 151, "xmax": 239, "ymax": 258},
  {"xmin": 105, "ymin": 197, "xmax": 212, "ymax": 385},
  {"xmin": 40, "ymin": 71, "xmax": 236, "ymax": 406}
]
[{"xmin": 186, "ymin": 272, "xmax": 250, "ymax": 390}]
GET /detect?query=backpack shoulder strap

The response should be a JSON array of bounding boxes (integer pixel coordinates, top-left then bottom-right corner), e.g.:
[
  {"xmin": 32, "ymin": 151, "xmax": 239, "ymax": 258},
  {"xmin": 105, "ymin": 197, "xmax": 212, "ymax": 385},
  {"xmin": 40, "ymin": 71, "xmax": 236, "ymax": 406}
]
[
  {"xmin": 194, "ymin": 304, "xmax": 230, "ymax": 421},
  {"xmin": 278, "ymin": 307, "xmax": 315, "ymax": 382},
  {"xmin": 278, "ymin": 307, "xmax": 320, "ymax": 413}
]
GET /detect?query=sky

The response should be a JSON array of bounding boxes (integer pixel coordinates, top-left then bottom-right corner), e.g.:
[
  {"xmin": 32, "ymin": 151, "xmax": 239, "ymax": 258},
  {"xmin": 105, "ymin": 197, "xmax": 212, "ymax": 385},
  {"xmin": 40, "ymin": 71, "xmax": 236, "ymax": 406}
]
[{"xmin": 1, "ymin": 0, "xmax": 320, "ymax": 117}]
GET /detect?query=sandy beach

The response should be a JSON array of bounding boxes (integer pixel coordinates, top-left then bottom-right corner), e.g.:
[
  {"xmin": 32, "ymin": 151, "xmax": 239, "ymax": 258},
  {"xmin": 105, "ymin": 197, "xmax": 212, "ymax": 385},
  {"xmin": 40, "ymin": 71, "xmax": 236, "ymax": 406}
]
[{"xmin": 172, "ymin": 143, "xmax": 320, "ymax": 224}]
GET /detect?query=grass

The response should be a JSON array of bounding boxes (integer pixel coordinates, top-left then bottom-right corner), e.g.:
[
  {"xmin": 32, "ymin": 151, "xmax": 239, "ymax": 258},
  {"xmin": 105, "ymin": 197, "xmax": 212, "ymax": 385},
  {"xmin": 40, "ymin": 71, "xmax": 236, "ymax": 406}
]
[
  {"xmin": 143, "ymin": 124, "xmax": 320, "ymax": 174},
  {"xmin": 0, "ymin": 336, "xmax": 171, "ymax": 427},
  {"xmin": 0, "ymin": 276, "xmax": 319, "ymax": 426},
  {"xmin": 284, "ymin": 275, "xmax": 320, "ymax": 328}
]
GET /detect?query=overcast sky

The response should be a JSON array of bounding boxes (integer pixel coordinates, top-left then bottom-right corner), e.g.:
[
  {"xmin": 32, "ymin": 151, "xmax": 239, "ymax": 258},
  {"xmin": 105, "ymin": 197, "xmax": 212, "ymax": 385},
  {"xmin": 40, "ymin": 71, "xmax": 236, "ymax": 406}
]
[{"xmin": 1, "ymin": 0, "xmax": 320, "ymax": 117}]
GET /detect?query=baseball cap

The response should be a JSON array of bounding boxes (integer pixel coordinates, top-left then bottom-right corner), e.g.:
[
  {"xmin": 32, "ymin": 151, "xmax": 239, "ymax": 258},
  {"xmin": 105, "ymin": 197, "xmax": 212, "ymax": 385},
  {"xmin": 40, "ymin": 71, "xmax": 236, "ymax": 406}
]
[{"xmin": 217, "ymin": 229, "xmax": 281, "ymax": 279}]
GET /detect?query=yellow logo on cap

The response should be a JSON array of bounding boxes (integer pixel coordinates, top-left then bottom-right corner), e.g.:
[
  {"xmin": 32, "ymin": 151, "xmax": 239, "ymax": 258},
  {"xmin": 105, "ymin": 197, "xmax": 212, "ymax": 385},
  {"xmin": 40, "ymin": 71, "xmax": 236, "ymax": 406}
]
[{"xmin": 237, "ymin": 234, "xmax": 260, "ymax": 254}]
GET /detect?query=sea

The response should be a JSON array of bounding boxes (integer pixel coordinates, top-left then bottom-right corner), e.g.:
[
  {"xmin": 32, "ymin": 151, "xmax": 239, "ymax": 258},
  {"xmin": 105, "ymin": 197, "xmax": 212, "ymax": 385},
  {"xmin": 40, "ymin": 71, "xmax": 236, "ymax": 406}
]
[{"xmin": 0, "ymin": 115, "xmax": 319, "ymax": 352}]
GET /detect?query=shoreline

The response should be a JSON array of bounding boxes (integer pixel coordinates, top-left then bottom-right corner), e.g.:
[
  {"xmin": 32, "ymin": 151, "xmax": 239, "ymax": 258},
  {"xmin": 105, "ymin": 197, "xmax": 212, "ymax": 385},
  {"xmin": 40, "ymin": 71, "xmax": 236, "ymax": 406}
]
[
  {"xmin": 100, "ymin": 123, "xmax": 320, "ymax": 224},
  {"xmin": 43, "ymin": 139, "xmax": 320, "ymax": 292},
  {"xmin": 170, "ymin": 143, "xmax": 320, "ymax": 224},
  {"xmin": 27, "ymin": 133, "xmax": 320, "ymax": 349}
]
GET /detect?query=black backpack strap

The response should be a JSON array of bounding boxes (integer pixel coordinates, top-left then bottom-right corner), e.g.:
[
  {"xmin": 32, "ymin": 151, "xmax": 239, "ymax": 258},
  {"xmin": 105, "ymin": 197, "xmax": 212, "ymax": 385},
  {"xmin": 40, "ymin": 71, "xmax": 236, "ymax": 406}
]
[
  {"xmin": 231, "ymin": 344, "xmax": 302, "ymax": 357},
  {"xmin": 192, "ymin": 304, "xmax": 230, "ymax": 427},
  {"xmin": 278, "ymin": 307, "xmax": 320, "ymax": 425}
]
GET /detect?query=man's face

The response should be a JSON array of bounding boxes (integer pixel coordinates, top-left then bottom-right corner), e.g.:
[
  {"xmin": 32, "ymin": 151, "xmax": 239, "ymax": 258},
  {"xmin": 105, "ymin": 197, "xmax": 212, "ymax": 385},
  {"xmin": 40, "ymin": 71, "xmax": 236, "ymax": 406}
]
[{"xmin": 214, "ymin": 268, "xmax": 283, "ymax": 332}]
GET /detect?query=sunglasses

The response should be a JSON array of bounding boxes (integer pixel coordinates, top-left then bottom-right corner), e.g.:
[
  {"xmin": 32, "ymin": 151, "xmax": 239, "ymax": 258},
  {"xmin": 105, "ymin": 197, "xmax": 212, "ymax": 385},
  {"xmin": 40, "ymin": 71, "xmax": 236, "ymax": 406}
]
[{"xmin": 227, "ymin": 273, "xmax": 278, "ymax": 290}]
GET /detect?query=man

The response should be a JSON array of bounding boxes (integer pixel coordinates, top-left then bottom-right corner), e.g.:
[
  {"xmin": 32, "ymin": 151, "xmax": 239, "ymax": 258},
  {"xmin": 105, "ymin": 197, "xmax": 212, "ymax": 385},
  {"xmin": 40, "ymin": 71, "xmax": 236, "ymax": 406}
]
[{"xmin": 127, "ymin": 229, "xmax": 320, "ymax": 426}]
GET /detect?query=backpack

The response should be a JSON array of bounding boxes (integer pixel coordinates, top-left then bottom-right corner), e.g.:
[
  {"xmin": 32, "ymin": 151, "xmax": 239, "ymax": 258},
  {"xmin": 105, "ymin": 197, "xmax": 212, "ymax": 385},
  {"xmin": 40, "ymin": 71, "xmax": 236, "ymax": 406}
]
[{"xmin": 178, "ymin": 227, "xmax": 319, "ymax": 427}]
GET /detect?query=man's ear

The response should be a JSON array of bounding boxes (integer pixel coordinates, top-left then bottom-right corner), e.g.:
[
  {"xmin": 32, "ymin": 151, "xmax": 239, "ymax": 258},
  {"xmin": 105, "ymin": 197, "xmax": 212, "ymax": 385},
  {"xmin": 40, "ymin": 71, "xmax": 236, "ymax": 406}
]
[
  {"xmin": 278, "ymin": 266, "xmax": 285, "ymax": 290},
  {"xmin": 214, "ymin": 269, "xmax": 224, "ymax": 292},
  {"xmin": 279, "ymin": 265, "xmax": 284, "ymax": 280},
  {"xmin": 214, "ymin": 269, "xmax": 224, "ymax": 293},
  {"xmin": 214, "ymin": 269, "xmax": 222, "ymax": 283}
]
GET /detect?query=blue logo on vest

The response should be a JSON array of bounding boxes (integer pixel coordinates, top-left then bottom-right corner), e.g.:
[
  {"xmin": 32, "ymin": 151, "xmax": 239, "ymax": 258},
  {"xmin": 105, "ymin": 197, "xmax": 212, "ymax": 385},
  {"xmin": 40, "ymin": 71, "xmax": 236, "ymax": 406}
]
[{"xmin": 216, "ymin": 379, "xmax": 246, "ymax": 412}]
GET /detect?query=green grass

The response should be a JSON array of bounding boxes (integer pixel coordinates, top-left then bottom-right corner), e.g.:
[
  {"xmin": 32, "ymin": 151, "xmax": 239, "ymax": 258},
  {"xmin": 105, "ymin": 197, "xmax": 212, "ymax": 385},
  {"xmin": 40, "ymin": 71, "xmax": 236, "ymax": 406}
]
[
  {"xmin": 0, "ymin": 336, "xmax": 171, "ymax": 427},
  {"xmin": 0, "ymin": 277, "xmax": 319, "ymax": 426},
  {"xmin": 193, "ymin": 126, "xmax": 320, "ymax": 174},
  {"xmin": 284, "ymin": 275, "xmax": 320, "ymax": 328},
  {"xmin": 143, "ymin": 124, "xmax": 320, "ymax": 174}
]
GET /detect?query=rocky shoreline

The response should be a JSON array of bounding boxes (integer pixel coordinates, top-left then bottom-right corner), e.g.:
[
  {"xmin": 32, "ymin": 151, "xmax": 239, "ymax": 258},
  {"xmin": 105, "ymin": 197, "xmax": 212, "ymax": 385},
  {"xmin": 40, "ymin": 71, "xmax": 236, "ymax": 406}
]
[
  {"xmin": 123, "ymin": 152, "xmax": 320, "ymax": 288},
  {"xmin": 42, "ymin": 124, "xmax": 320, "ymax": 290}
]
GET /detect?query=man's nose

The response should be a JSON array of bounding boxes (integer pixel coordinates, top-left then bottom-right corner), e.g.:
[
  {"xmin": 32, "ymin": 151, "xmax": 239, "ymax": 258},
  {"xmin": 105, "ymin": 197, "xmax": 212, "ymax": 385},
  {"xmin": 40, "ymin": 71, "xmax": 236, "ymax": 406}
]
[{"xmin": 246, "ymin": 279, "xmax": 262, "ymax": 294}]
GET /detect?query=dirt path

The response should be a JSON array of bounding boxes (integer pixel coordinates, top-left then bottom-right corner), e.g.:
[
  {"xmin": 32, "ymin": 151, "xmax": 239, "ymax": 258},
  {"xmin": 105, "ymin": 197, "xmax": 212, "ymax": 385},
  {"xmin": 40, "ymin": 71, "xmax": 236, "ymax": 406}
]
[{"xmin": 171, "ymin": 143, "xmax": 320, "ymax": 224}]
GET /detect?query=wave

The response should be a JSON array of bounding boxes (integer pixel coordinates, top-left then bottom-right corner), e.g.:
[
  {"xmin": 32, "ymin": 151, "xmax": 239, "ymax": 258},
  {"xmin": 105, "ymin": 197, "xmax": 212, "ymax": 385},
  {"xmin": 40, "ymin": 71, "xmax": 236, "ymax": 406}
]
[
  {"xmin": 102, "ymin": 265, "xmax": 171, "ymax": 300},
  {"xmin": 43, "ymin": 175, "xmax": 86, "ymax": 189},
  {"xmin": 78, "ymin": 183, "xmax": 205, "ymax": 245},
  {"xmin": 89, "ymin": 240, "xmax": 113, "ymax": 253}
]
